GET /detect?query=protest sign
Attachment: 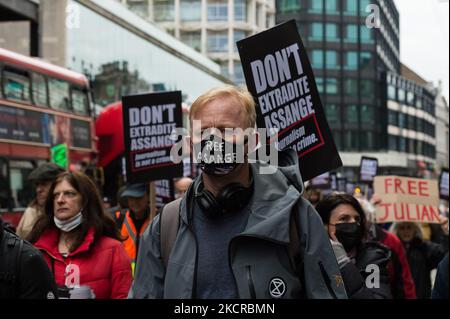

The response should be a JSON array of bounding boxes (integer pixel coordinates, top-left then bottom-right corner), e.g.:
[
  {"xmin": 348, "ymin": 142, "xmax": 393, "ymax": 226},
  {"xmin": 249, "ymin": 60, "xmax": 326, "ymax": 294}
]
[
  {"xmin": 337, "ymin": 177, "xmax": 347, "ymax": 193},
  {"xmin": 374, "ymin": 176, "xmax": 440, "ymax": 223},
  {"xmin": 309, "ymin": 172, "xmax": 331, "ymax": 189},
  {"xmin": 122, "ymin": 91, "xmax": 183, "ymax": 183},
  {"xmin": 439, "ymin": 169, "xmax": 449, "ymax": 201},
  {"xmin": 237, "ymin": 19, "xmax": 342, "ymax": 181},
  {"xmin": 359, "ymin": 156, "xmax": 378, "ymax": 184},
  {"xmin": 154, "ymin": 179, "xmax": 175, "ymax": 209}
]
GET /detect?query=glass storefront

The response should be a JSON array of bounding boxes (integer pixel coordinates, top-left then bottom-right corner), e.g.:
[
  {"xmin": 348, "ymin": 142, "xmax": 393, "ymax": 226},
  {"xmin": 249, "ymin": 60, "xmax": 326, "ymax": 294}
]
[{"xmin": 67, "ymin": 1, "xmax": 226, "ymax": 105}]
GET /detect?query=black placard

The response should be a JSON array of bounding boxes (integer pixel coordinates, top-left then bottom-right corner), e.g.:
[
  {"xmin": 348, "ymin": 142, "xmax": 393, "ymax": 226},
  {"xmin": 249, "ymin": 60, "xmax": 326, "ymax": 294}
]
[
  {"xmin": 439, "ymin": 169, "xmax": 449, "ymax": 201},
  {"xmin": 237, "ymin": 19, "xmax": 342, "ymax": 181},
  {"xmin": 155, "ymin": 179, "xmax": 175, "ymax": 209},
  {"xmin": 122, "ymin": 91, "xmax": 183, "ymax": 183},
  {"xmin": 359, "ymin": 156, "xmax": 378, "ymax": 184}
]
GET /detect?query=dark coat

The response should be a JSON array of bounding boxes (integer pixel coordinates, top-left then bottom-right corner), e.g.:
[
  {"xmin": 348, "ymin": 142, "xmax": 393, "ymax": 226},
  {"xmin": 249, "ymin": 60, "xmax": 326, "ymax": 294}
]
[
  {"xmin": 403, "ymin": 236, "xmax": 448, "ymax": 299},
  {"xmin": 0, "ymin": 220, "xmax": 57, "ymax": 299},
  {"xmin": 340, "ymin": 241, "xmax": 392, "ymax": 299},
  {"xmin": 432, "ymin": 252, "xmax": 449, "ymax": 299}
]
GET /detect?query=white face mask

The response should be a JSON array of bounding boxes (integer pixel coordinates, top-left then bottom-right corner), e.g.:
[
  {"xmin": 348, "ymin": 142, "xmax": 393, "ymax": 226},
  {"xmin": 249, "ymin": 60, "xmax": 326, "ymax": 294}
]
[{"xmin": 54, "ymin": 211, "xmax": 83, "ymax": 232}]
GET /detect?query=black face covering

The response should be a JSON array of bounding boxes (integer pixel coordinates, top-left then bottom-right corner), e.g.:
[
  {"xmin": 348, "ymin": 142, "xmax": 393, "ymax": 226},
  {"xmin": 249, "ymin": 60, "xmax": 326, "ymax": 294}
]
[
  {"xmin": 194, "ymin": 135, "xmax": 246, "ymax": 177},
  {"xmin": 334, "ymin": 222, "xmax": 363, "ymax": 252}
]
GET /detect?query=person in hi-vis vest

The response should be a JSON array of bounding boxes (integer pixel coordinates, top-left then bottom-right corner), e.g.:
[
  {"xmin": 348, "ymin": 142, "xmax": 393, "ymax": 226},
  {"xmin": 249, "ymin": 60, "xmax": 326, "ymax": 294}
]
[{"xmin": 115, "ymin": 183, "xmax": 151, "ymax": 275}]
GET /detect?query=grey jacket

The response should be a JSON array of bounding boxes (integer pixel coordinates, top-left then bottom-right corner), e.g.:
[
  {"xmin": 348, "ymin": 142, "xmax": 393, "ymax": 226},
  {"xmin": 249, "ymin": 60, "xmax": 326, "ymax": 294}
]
[{"xmin": 129, "ymin": 149, "xmax": 347, "ymax": 299}]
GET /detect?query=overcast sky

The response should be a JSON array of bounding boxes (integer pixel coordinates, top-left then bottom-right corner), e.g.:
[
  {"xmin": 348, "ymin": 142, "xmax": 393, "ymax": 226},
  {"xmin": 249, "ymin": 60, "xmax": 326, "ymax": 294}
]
[{"xmin": 393, "ymin": 0, "xmax": 449, "ymax": 102}]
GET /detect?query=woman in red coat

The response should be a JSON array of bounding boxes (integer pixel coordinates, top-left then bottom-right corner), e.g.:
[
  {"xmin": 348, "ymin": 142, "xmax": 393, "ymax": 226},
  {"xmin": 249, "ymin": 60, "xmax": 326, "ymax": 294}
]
[{"xmin": 27, "ymin": 171, "xmax": 132, "ymax": 299}]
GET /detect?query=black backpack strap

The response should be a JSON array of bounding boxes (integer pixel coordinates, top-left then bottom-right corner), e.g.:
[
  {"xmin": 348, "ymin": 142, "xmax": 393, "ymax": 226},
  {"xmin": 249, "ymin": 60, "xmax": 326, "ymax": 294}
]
[
  {"xmin": 160, "ymin": 198, "xmax": 182, "ymax": 268},
  {"xmin": 115, "ymin": 209, "xmax": 127, "ymax": 229},
  {"xmin": 0, "ymin": 229, "xmax": 23, "ymax": 298}
]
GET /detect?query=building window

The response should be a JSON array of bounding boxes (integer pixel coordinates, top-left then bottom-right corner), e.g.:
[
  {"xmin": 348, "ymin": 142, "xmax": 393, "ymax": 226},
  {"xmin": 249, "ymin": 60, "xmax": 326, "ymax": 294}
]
[
  {"xmin": 220, "ymin": 61, "xmax": 229, "ymax": 78},
  {"xmin": 399, "ymin": 137, "xmax": 407, "ymax": 152},
  {"xmin": 345, "ymin": 131, "xmax": 359, "ymax": 150},
  {"xmin": 233, "ymin": 30, "xmax": 247, "ymax": 52},
  {"xmin": 326, "ymin": 78, "xmax": 338, "ymax": 94},
  {"xmin": 326, "ymin": 50, "xmax": 339, "ymax": 70},
  {"xmin": 417, "ymin": 118, "xmax": 424, "ymax": 132},
  {"xmin": 388, "ymin": 110, "xmax": 398, "ymax": 126},
  {"xmin": 398, "ymin": 112, "xmax": 406, "ymax": 128},
  {"xmin": 233, "ymin": 61, "xmax": 245, "ymax": 84},
  {"xmin": 345, "ymin": 0, "xmax": 357, "ymax": 15},
  {"xmin": 388, "ymin": 135, "xmax": 398, "ymax": 150},
  {"xmin": 180, "ymin": 31, "xmax": 201, "ymax": 51},
  {"xmin": 344, "ymin": 79, "xmax": 358, "ymax": 96},
  {"xmin": 277, "ymin": 0, "xmax": 300, "ymax": 13},
  {"xmin": 234, "ymin": 0, "xmax": 247, "ymax": 21},
  {"xmin": 316, "ymin": 77, "xmax": 324, "ymax": 93},
  {"xmin": 360, "ymin": 26, "xmax": 374, "ymax": 43},
  {"xmin": 360, "ymin": 0, "xmax": 371, "ymax": 15},
  {"xmin": 345, "ymin": 105, "xmax": 358, "ymax": 124},
  {"xmin": 128, "ymin": 1, "xmax": 148, "ymax": 19},
  {"xmin": 325, "ymin": 104, "xmax": 340, "ymax": 123},
  {"xmin": 398, "ymin": 88, "xmax": 406, "ymax": 102},
  {"xmin": 207, "ymin": 31, "xmax": 228, "ymax": 52},
  {"xmin": 359, "ymin": 52, "xmax": 373, "ymax": 71},
  {"xmin": 208, "ymin": 0, "xmax": 228, "ymax": 21},
  {"xmin": 154, "ymin": 0, "xmax": 174, "ymax": 22},
  {"xmin": 388, "ymin": 85, "xmax": 396, "ymax": 100},
  {"xmin": 361, "ymin": 105, "xmax": 374, "ymax": 124},
  {"xmin": 408, "ymin": 138, "xmax": 416, "ymax": 154},
  {"xmin": 325, "ymin": 0, "xmax": 338, "ymax": 14},
  {"xmin": 180, "ymin": 0, "xmax": 201, "ymax": 21},
  {"xmin": 310, "ymin": 0, "xmax": 323, "ymax": 13},
  {"xmin": 416, "ymin": 96, "xmax": 422, "ymax": 108},
  {"xmin": 407, "ymin": 91, "xmax": 414, "ymax": 106},
  {"xmin": 344, "ymin": 52, "xmax": 358, "ymax": 70},
  {"xmin": 311, "ymin": 50, "xmax": 323, "ymax": 68},
  {"xmin": 360, "ymin": 80, "xmax": 374, "ymax": 98},
  {"xmin": 326, "ymin": 23, "xmax": 339, "ymax": 42},
  {"xmin": 360, "ymin": 131, "xmax": 374, "ymax": 150},
  {"xmin": 310, "ymin": 23, "xmax": 323, "ymax": 41},
  {"xmin": 345, "ymin": 24, "xmax": 358, "ymax": 43}
]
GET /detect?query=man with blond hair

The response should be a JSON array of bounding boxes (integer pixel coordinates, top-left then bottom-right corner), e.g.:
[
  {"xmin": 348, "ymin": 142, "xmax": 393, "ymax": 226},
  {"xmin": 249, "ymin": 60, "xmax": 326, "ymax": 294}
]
[{"xmin": 130, "ymin": 85, "xmax": 346, "ymax": 299}]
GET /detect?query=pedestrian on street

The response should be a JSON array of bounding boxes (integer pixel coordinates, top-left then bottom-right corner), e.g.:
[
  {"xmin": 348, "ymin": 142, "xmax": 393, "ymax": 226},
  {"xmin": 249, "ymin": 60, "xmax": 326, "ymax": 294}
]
[
  {"xmin": 129, "ymin": 85, "xmax": 347, "ymax": 299},
  {"xmin": 27, "ymin": 171, "xmax": 132, "ymax": 299}
]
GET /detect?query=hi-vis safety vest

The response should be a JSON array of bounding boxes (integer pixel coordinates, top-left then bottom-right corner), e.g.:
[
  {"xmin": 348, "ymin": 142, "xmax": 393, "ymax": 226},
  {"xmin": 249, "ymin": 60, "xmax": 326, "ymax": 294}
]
[{"xmin": 115, "ymin": 210, "xmax": 150, "ymax": 276}]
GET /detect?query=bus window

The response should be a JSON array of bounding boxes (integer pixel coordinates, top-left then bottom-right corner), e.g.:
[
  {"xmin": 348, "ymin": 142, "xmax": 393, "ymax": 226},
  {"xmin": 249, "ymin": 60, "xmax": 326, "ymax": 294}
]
[
  {"xmin": 9, "ymin": 160, "xmax": 36, "ymax": 209},
  {"xmin": 2, "ymin": 68, "xmax": 31, "ymax": 102},
  {"xmin": 72, "ymin": 87, "xmax": 90, "ymax": 115},
  {"xmin": 31, "ymin": 72, "xmax": 48, "ymax": 107},
  {"xmin": 49, "ymin": 77, "xmax": 70, "ymax": 112}
]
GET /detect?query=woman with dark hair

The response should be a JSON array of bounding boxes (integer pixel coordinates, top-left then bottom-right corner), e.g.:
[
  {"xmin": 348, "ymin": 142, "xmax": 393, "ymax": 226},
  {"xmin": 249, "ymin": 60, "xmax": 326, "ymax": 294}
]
[
  {"xmin": 27, "ymin": 171, "xmax": 132, "ymax": 299},
  {"xmin": 315, "ymin": 193, "xmax": 392, "ymax": 299}
]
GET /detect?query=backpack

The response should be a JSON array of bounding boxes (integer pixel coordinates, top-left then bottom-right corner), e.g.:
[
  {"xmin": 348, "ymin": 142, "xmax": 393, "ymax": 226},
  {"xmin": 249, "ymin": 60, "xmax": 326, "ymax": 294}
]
[{"xmin": 0, "ymin": 225, "xmax": 23, "ymax": 298}]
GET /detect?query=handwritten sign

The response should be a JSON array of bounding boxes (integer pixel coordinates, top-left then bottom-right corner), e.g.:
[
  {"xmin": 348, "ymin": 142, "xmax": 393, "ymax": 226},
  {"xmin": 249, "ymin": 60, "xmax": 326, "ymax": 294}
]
[{"xmin": 374, "ymin": 176, "xmax": 440, "ymax": 223}]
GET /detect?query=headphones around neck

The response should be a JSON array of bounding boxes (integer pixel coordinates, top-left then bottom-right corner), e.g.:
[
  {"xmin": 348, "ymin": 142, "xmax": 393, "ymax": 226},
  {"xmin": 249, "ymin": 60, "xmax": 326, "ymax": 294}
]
[{"xmin": 194, "ymin": 178, "xmax": 254, "ymax": 219}]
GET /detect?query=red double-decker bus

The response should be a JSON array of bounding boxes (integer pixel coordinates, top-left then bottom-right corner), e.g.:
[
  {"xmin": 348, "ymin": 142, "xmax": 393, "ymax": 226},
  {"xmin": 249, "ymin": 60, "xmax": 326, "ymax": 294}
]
[{"xmin": 0, "ymin": 48, "xmax": 96, "ymax": 226}]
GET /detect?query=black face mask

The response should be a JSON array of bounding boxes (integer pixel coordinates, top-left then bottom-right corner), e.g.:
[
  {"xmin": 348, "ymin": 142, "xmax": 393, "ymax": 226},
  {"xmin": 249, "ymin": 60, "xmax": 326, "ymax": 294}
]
[
  {"xmin": 194, "ymin": 135, "xmax": 246, "ymax": 177},
  {"xmin": 334, "ymin": 222, "xmax": 363, "ymax": 252}
]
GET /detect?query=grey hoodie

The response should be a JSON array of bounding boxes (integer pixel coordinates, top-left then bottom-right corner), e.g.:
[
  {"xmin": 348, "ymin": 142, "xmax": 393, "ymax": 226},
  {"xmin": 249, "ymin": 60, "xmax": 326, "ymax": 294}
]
[{"xmin": 129, "ymin": 149, "xmax": 347, "ymax": 299}]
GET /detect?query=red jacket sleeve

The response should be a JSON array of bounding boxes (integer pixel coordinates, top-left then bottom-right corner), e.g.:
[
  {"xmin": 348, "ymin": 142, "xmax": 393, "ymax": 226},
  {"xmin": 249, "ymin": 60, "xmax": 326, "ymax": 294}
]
[
  {"xmin": 110, "ymin": 243, "xmax": 133, "ymax": 299},
  {"xmin": 382, "ymin": 230, "xmax": 416, "ymax": 299}
]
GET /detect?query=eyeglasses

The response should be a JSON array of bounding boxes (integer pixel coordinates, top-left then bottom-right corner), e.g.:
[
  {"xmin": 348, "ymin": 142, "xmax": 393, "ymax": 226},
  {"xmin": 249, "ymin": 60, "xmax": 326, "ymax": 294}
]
[{"xmin": 53, "ymin": 191, "xmax": 79, "ymax": 200}]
